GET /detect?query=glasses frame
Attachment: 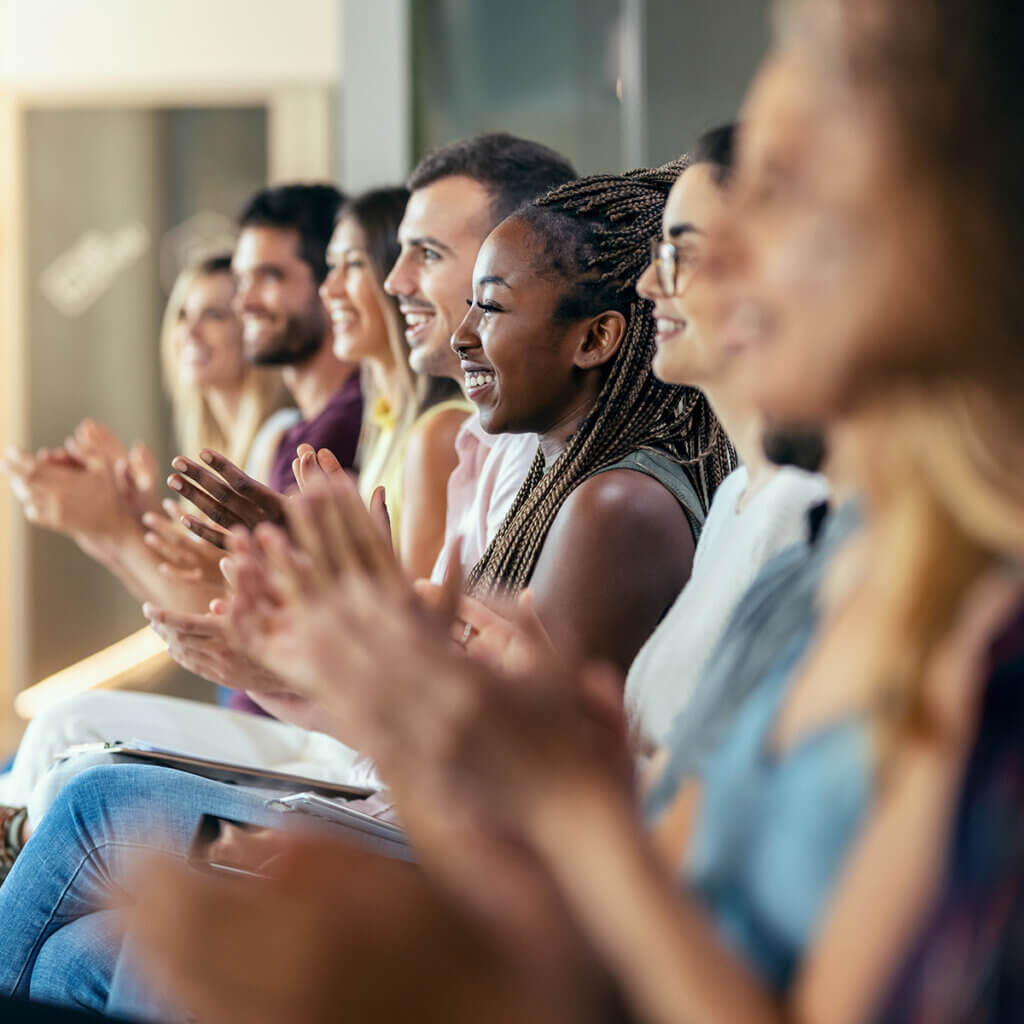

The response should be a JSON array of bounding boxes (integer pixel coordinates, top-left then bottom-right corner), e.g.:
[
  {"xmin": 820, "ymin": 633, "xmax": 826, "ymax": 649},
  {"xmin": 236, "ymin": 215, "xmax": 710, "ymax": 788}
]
[{"xmin": 649, "ymin": 237, "xmax": 692, "ymax": 297}]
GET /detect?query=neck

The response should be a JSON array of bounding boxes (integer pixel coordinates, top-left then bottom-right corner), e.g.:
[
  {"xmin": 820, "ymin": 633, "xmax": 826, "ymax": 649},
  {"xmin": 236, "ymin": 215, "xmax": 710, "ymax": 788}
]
[
  {"xmin": 203, "ymin": 383, "xmax": 245, "ymax": 443},
  {"xmin": 283, "ymin": 338, "xmax": 357, "ymax": 421},
  {"xmin": 702, "ymin": 380, "xmax": 774, "ymax": 504},
  {"xmin": 537, "ymin": 380, "xmax": 604, "ymax": 468}
]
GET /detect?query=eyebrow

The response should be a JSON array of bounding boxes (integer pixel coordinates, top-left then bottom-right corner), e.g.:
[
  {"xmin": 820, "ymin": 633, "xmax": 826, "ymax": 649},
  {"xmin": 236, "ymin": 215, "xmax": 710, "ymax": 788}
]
[
  {"xmin": 406, "ymin": 234, "xmax": 456, "ymax": 257},
  {"xmin": 477, "ymin": 274, "xmax": 510, "ymax": 288},
  {"xmin": 667, "ymin": 222, "xmax": 705, "ymax": 239},
  {"xmin": 231, "ymin": 261, "xmax": 285, "ymax": 275}
]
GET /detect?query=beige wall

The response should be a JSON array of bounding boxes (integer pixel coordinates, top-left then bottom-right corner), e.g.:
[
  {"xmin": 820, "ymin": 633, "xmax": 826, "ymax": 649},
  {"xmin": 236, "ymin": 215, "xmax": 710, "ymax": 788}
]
[
  {"xmin": 0, "ymin": 0, "xmax": 338, "ymax": 91},
  {"xmin": 0, "ymin": 0, "xmax": 341, "ymax": 746}
]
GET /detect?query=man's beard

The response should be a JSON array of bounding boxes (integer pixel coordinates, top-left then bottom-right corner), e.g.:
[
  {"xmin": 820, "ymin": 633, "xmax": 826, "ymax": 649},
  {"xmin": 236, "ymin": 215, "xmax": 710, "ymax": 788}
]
[{"xmin": 247, "ymin": 302, "xmax": 327, "ymax": 368}]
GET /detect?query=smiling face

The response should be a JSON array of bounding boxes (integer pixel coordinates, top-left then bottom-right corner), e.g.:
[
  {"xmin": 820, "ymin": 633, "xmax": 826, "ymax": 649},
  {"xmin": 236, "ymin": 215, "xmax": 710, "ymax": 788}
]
[
  {"xmin": 383, "ymin": 175, "xmax": 492, "ymax": 381},
  {"xmin": 636, "ymin": 164, "xmax": 732, "ymax": 389},
  {"xmin": 174, "ymin": 272, "xmax": 246, "ymax": 391},
  {"xmin": 232, "ymin": 225, "xmax": 328, "ymax": 367},
  {"xmin": 708, "ymin": 48, "xmax": 953, "ymax": 425},
  {"xmin": 320, "ymin": 216, "xmax": 393, "ymax": 368},
  {"xmin": 451, "ymin": 216, "xmax": 611, "ymax": 436}
]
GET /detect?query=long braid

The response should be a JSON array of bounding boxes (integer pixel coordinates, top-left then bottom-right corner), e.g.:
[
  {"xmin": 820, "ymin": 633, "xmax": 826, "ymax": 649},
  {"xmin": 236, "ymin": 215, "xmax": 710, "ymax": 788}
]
[{"xmin": 467, "ymin": 159, "xmax": 737, "ymax": 598}]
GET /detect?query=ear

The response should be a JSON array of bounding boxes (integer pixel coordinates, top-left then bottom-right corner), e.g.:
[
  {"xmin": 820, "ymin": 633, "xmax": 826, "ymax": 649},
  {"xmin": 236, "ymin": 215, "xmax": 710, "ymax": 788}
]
[{"xmin": 573, "ymin": 310, "xmax": 627, "ymax": 370}]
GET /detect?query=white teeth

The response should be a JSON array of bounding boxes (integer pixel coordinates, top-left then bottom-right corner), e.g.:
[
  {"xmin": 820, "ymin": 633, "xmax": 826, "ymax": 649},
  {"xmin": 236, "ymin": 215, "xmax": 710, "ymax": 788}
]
[
  {"xmin": 403, "ymin": 313, "xmax": 433, "ymax": 327},
  {"xmin": 656, "ymin": 318, "xmax": 685, "ymax": 333},
  {"xmin": 465, "ymin": 373, "xmax": 496, "ymax": 390}
]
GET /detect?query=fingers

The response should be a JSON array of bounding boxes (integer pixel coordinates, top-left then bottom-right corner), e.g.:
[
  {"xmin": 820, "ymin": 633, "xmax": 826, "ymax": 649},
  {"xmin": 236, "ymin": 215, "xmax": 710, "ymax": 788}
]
[
  {"xmin": 142, "ymin": 514, "xmax": 198, "ymax": 569},
  {"xmin": 368, "ymin": 485, "xmax": 395, "ymax": 551},
  {"xmin": 181, "ymin": 514, "xmax": 231, "ymax": 550},
  {"xmin": 169, "ymin": 456, "xmax": 254, "ymax": 523},
  {"xmin": 143, "ymin": 603, "xmax": 223, "ymax": 641},
  {"xmin": 255, "ymin": 523, "xmax": 319, "ymax": 603},
  {"xmin": 129, "ymin": 442, "xmax": 158, "ymax": 490},
  {"xmin": 198, "ymin": 449, "xmax": 282, "ymax": 518},
  {"xmin": 316, "ymin": 447, "xmax": 343, "ymax": 475}
]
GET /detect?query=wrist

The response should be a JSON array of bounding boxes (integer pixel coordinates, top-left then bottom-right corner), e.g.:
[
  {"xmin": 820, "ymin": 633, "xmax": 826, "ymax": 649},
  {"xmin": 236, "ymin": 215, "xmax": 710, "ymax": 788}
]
[{"xmin": 527, "ymin": 768, "xmax": 638, "ymax": 857}]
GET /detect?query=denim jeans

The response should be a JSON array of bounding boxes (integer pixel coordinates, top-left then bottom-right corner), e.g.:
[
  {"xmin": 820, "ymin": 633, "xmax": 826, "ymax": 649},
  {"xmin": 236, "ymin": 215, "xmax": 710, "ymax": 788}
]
[{"xmin": 0, "ymin": 763, "xmax": 281, "ymax": 1014}]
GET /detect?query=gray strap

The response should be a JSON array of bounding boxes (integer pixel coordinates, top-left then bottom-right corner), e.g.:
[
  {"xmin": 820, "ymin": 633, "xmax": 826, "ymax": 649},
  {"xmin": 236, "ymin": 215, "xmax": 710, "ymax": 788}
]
[{"xmin": 588, "ymin": 449, "xmax": 705, "ymax": 542}]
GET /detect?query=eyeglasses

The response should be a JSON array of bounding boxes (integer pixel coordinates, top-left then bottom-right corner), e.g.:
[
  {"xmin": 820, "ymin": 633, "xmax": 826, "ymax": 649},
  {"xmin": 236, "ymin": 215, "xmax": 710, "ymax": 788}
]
[{"xmin": 649, "ymin": 238, "xmax": 699, "ymax": 297}]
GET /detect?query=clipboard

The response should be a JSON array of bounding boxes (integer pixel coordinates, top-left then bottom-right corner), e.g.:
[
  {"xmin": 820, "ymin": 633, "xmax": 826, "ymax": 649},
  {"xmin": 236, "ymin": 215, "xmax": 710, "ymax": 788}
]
[{"xmin": 55, "ymin": 741, "xmax": 376, "ymax": 800}]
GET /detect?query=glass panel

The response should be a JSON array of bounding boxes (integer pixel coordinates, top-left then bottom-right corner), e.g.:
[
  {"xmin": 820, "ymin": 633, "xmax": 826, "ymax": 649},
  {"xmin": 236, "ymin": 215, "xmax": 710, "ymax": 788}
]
[
  {"xmin": 412, "ymin": 0, "xmax": 626, "ymax": 174},
  {"xmin": 23, "ymin": 105, "xmax": 267, "ymax": 684}
]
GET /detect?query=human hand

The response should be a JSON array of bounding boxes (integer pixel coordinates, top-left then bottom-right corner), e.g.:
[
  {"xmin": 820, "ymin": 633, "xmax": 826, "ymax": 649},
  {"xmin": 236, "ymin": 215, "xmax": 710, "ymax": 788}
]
[
  {"xmin": 167, "ymin": 448, "xmax": 286, "ymax": 547},
  {"xmin": 142, "ymin": 499, "xmax": 230, "ymax": 586},
  {"xmin": 114, "ymin": 441, "xmax": 164, "ymax": 521},
  {"xmin": 1, "ymin": 443, "xmax": 132, "ymax": 540},
  {"xmin": 143, "ymin": 600, "xmax": 287, "ymax": 693},
  {"xmin": 123, "ymin": 836, "xmax": 566, "ymax": 1024},
  {"xmin": 64, "ymin": 418, "xmax": 128, "ymax": 468},
  {"xmin": 291, "ymin": 443, "xmax": 345, "ymax": 493},
  {"xmin": 414, "ymin": 584, "xmax": 555, "ymax": 677}
]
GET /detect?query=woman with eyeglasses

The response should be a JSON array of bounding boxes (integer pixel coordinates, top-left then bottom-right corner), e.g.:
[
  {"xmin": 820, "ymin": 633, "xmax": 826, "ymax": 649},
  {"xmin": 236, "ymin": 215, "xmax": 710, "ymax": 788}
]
[{"xmin": 629, "ymin": 125, "xmax": 829, "ymax": 750}]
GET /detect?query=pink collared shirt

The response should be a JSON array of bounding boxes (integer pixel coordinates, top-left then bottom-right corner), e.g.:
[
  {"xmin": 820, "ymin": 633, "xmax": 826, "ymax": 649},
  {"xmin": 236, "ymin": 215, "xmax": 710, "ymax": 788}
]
[{"xmin": 429, "ymin": 415, "xmax": 538, "ymax": 584}]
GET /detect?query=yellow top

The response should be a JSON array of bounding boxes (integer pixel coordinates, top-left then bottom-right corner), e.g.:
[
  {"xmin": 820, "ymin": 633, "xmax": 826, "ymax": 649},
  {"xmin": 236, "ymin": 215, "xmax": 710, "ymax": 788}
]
[{"xmin": 358, "ymin": 397, "xmax": 473, "ymax": 556}]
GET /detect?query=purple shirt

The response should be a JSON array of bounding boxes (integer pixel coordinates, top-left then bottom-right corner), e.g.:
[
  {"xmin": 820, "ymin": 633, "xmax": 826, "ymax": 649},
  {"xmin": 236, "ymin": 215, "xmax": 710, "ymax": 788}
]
[
  {"xmin": 230, "ymin": 373, "xmax": 362, "ymax": 715},
  {"xmin": 268, "ymin": 373, "xmax": 363, "ymax": 494}
]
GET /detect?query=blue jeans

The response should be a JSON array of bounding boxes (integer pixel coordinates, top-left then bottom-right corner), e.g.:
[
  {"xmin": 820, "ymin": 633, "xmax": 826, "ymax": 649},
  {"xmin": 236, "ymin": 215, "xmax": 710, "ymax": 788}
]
[{"xmin": 0, "ymin": 764, "xmax": 280, "ymax": 1014}]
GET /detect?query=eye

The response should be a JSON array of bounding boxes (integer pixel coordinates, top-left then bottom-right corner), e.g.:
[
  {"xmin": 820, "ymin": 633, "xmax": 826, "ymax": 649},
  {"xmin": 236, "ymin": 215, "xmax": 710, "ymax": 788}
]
[
  {"xmin": 476, "ymin": 301, "xmax": 503, "ymax": 315},
  {"xmin": 421, "ymin": 246, "xmax": 442, "ymax": 263}
]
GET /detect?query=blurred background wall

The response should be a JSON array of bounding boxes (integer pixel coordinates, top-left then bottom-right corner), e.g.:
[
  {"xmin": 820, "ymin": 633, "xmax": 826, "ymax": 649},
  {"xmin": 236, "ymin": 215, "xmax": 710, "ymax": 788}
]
[{"xmin": 0, "ymin": 0, "xmax": 768, "ymax": 754}]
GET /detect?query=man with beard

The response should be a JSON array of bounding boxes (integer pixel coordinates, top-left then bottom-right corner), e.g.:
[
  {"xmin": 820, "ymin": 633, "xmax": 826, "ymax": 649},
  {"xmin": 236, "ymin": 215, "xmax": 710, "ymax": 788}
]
[{"xmin": 231, "ymin": 184, "xmax": 363, "ymax": 493}]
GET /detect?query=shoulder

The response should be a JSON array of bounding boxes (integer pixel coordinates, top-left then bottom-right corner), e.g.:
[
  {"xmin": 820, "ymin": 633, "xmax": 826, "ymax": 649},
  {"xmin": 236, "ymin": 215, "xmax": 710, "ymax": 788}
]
[
  {"xmin": 553, "ymin": 468, "xmax": 695, "ymax": 552},
  {"xmin": 404, "ymin": 406, "xmax": 471, "ymax": 486},
  {"xmin": 407, "ymin": 406, "xmax": 471, "ymax": 465}
]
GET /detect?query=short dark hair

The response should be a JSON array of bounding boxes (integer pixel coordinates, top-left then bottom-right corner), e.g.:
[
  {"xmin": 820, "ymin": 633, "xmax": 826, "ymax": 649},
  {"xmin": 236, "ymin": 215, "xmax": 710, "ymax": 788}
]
[
  {"xmin": 238, "ymin": 183, "xmax": 344, "ymax": 284},
  {"xmin": 407, "ymin": 133, "xmax": 577, "ymax": 229},
  {"xmin": 692, "ymin": 123, "xmax": 738, "ymax": 186}
]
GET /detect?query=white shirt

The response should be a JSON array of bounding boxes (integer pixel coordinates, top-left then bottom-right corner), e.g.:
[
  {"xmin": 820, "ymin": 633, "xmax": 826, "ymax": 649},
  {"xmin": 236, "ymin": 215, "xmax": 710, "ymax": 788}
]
[
  {"xmin": 625, "ymin": 464, "xmax": 830, "ymax": 745},
  {"xmin": 429, "ymin": 415, "xmax": 538, "ymax": 583}
]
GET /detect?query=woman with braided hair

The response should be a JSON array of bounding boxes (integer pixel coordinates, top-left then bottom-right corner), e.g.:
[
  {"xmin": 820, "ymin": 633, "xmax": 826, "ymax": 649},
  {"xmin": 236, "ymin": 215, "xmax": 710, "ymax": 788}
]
[{"xmin": 454, "ymin": 159, "xmax": 735, "ymax": 669}]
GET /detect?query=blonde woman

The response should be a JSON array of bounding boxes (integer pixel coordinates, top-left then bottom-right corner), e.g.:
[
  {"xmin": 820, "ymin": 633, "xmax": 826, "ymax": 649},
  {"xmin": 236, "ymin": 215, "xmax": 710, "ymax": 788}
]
[{"xmin": 159, "ymin": 253, "xmax": 295, "ymax": 483}]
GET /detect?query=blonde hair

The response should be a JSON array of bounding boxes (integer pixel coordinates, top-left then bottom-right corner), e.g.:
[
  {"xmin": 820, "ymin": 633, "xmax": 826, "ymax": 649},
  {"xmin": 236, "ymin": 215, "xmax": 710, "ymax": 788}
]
[
  {"xmin": 783, "ymin": 0, "xmax": 1024, "ymax": 752},
  {"xmin": 849, "ymin": 385, "xmax": 1024, "ymax": 753},
  {"xmin": 159, "ymin": 255, "xmax": 288, "ymax": 465}
]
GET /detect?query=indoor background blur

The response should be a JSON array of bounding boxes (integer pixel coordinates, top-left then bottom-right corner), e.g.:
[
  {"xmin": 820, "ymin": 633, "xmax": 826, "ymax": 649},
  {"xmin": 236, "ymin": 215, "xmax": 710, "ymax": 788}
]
[{"xmin": 0, "ymin": 0, "xmax": 768, "ymax": 756}]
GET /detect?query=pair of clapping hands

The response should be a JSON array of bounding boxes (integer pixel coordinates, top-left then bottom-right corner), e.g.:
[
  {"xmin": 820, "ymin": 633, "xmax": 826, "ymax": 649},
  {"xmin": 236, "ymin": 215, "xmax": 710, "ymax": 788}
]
[
  {"xmin": 2, "ymin": 419, "xmax": 160, "ymax": 541},
  {"xmin": 2, "ymin": 419, "xmax": 227, "ymax": 588}
]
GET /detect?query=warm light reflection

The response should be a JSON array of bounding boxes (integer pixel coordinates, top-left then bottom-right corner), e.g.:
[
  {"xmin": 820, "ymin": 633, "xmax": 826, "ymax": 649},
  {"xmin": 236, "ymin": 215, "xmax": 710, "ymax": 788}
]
[{"xmin": 14, "ymin": 627, "xmax": 169, "ymax": 720}]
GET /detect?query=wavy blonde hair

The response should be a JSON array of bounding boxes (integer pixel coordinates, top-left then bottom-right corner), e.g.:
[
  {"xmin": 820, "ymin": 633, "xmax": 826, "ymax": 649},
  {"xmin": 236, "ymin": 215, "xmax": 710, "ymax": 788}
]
[
  {"xmin": 797, "ymin": 0, "xmax": 1024, "ymax": 747},
  {"xmin": 159, "ymin": 255, "xmax": 289, "ymax": 466}
]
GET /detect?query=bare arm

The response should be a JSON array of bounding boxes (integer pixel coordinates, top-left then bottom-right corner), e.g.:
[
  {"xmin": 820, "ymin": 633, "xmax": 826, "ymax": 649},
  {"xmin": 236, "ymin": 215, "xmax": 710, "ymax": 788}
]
[
  {"xmin": 528, "ymin": 471, "xmax": 696, "ymax": 672},
  {"xmin": 398, "ymin": 407, "xmax": 468, "ymax": 580}
]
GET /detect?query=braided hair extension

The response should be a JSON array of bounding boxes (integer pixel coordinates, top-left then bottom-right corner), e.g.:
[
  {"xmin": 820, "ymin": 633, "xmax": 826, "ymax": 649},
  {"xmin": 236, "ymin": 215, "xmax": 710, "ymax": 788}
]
[{"xmin": 466, "ymin": 159, "xmax": 738, "ymax": 599}]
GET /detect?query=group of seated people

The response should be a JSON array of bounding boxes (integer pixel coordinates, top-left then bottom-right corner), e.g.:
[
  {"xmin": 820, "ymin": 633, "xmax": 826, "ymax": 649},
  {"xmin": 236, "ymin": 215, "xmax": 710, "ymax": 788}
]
[{"xmin": 0, "ymin": 0, "xmax": 1022, "ymax": 1019}]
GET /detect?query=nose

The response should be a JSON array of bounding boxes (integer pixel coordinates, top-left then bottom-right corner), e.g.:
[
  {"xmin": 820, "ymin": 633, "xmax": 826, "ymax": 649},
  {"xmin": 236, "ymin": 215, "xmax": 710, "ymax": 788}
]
[
  {"xmin": 383, "ymin": 250, "xmax": 414, "ymax": 298},
  {"xmin": 320, "ymin": 265, "xmax": 343, "ymax": 305},
  {"xmin": 451, "ymin": 304, "xmax": 479, "ymax": 356},
  {"xmin": 233, "ymin": 278, "xmax": 260, "ymax": 315},
  {"xmin": 636, "ymin": 260, "xmax": 661, "ymax": 302}
]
